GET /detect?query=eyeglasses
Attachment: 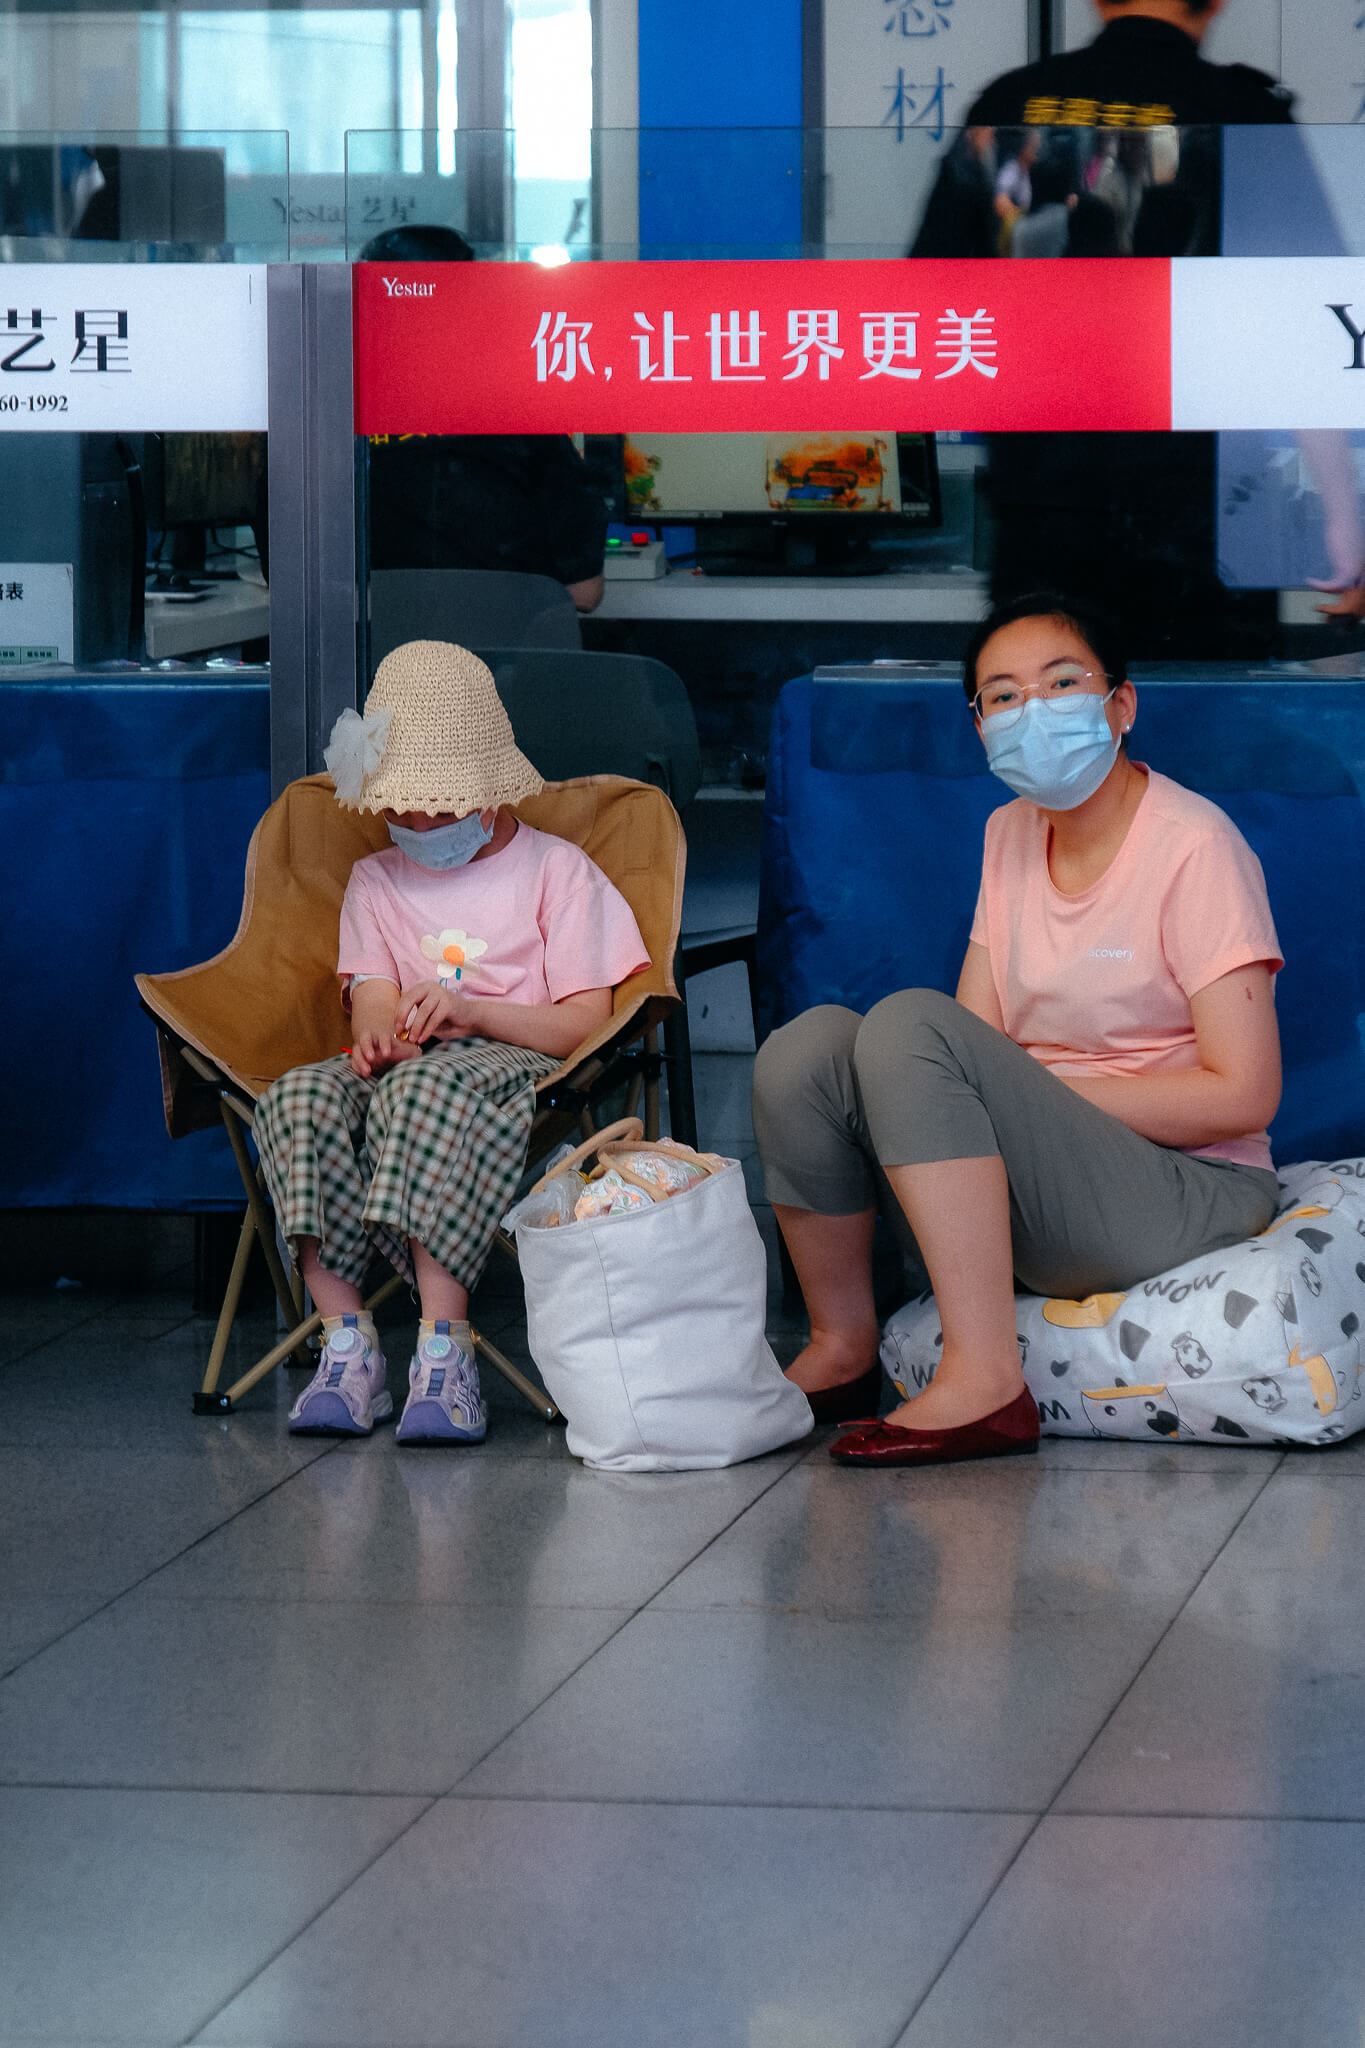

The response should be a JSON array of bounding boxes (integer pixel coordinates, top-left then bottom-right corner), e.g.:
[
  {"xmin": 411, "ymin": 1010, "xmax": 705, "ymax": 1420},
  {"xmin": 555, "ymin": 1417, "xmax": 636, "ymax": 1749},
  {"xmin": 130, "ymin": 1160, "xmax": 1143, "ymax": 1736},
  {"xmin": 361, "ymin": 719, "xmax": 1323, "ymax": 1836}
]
[{"xmin": 970, "ymin": 666, "xmax": 1113, "ymax": 731}]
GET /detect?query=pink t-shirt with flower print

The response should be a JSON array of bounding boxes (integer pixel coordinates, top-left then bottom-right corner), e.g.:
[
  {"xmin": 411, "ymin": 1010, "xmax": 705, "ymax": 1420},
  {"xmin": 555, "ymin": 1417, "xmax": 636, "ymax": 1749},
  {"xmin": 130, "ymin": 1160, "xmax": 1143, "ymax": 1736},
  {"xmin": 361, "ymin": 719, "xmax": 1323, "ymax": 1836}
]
[
  {"xmin": 968, "ymin": 770, "xmax": 1283, "ymax": 1172},
  {"xmin": 338, "ymin": 821, "xmax": 650, "ymax": 1008}
]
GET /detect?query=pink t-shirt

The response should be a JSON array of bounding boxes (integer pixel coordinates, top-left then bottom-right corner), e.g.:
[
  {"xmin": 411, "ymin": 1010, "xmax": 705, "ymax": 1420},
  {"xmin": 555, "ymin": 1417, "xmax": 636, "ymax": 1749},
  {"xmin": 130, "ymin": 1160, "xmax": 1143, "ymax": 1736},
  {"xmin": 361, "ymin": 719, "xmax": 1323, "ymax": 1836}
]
[
  {"xmin": 969, "ymin": 770, "xmax": 1283, "ymax": 1172},
  {"xmin": 338, "ymin": 821, "xmax": 650, "ymax": 1008}
]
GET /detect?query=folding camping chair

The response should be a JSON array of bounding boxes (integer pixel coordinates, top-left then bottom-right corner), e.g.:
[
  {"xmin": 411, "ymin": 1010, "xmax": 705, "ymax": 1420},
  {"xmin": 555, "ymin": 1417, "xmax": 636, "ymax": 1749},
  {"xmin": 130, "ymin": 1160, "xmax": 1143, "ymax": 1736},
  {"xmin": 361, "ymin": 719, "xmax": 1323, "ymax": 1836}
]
[{"xmin": 136, "ymin": 772, "xmax": 684, "ymax": 1418}]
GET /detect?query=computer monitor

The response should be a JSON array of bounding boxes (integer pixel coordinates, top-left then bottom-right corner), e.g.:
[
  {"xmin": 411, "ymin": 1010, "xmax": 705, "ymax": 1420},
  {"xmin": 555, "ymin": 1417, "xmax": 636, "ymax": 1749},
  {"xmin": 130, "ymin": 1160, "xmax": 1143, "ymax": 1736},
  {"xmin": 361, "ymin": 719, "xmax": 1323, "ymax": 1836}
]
[
  {"xmin": 141, "ymin": 431, "xmax": 266, "ymax": 576},
  {"xmin": 589, "ymin": 430, "xmax": 941, "ymax": 574},
  {"xmin": 75, "ymin": 145, "xmax": 227, "ymax": 249}
]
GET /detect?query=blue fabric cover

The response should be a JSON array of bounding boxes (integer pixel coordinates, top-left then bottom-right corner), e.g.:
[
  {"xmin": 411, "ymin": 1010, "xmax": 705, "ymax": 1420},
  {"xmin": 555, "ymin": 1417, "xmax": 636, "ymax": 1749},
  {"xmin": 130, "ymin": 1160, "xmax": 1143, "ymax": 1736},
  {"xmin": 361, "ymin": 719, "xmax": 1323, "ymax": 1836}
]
[
  {"xmin": 757, "ymin": 675, "xmax": 1365, "ymax": 1166},
  {"xmin": 6, "ymin": 678, "xmax": 270, "ymax": 1207}
]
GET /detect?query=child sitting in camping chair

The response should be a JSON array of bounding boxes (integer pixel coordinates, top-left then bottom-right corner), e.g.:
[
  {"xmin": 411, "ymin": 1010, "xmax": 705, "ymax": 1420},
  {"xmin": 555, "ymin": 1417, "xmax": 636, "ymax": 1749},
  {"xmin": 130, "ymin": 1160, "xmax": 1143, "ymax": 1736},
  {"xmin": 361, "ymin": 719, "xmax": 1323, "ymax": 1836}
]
[{"xmin": 255, "ymin": 639, "xmax": 649, "ymax": 1445}]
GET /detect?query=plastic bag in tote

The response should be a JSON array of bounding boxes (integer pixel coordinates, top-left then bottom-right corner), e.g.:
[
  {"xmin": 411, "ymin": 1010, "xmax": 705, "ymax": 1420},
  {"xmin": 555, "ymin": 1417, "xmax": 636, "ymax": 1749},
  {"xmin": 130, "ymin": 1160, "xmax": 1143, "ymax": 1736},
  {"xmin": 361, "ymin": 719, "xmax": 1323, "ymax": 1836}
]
[{"xmin": 514, "ymin": 1119, "xmax": 813, "ymax": 1471}]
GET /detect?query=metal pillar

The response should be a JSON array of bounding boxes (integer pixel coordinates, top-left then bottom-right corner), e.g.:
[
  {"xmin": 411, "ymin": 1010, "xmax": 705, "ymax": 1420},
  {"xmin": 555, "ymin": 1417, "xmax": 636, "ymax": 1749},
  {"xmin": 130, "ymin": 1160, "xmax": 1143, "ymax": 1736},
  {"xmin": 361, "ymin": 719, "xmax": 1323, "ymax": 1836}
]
[{"xmin": 265, "ymin": 263, "xmax": 362, "ymax": 795}]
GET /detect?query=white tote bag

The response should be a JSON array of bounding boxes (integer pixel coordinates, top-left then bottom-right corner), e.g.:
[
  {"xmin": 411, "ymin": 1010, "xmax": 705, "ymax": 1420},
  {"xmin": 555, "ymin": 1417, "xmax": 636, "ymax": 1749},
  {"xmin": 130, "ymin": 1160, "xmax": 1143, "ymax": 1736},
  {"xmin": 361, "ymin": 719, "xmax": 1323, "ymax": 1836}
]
[{"xmin": 515, "ymin": 1120, "xmax": 814, "ymax": 1471}]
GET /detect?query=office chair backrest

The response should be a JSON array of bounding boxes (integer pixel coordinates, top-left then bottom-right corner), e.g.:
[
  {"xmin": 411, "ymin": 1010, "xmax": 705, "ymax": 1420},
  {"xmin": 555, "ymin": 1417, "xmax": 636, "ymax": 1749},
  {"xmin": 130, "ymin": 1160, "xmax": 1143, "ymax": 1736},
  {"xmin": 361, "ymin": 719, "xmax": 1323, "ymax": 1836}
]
[
  {"xmin": 475, "ymin": 647, "xmax": 702, "ymax": 809},
  {"xmin": 369, "ymin": 568, "xmax": 582, "ymax": 669}
]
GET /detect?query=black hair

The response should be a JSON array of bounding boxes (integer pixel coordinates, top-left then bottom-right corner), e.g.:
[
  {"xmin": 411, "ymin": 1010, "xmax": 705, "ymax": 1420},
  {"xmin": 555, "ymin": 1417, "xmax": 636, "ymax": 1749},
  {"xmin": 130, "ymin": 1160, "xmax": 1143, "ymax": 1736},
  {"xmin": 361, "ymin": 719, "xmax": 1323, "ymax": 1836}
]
[
  {"xmin": 961, "ymin": 591, "xmax": 1130, "ymax": 705},
  {"xmin": 1029, "ymin": 156, "xmax": 1073, "ymax": 210},
  {"xmin": 356, "ymin": 223, "xmax": 475, "ymax": 263},
  {"xmin": 1067, "ymin": 193, "xmax": 1121, "ymax": 256}
]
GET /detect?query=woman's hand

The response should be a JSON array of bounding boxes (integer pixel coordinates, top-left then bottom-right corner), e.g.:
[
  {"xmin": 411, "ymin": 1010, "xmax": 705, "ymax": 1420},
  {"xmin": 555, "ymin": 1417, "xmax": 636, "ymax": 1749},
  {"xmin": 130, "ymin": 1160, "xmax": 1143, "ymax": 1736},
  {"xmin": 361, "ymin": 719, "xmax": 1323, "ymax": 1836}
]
[{"xmin": 396, "ymin": 979, "xmax": 485, "ymax": 1045}]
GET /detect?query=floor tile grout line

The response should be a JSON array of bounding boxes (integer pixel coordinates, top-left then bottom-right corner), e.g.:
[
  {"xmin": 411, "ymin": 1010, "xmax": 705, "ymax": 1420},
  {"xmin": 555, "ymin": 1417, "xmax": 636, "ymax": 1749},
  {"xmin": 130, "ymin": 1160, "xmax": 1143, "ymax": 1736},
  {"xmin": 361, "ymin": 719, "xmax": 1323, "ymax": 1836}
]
[
  {"xmin": 876, "ymin": 1809, "xmax": 1052, "ymax": 2048},
  {"xmin": 431, "ymin": 1452, "xmax": 810, "ymax": 1799},
  {"xmin": 1005, "ymin": 1804, "xmax": 1365, "ymax": 1824},
  {"xmin": 0, "ymin": 1439, "xmax": 341, "ymax": 1687},
  {"xmin": 4, "ymin": 1297, "xmax": 128, "ymax": 1365},
  {"xmin": 172, "ymin": 1456, "xmax": 812, "ymax": 2043},
  {"xmin": 869, "ymin": 1452, "xmax": 1291, "ymax": 2045},
  {"xmin": 176, "ymin": 1793, "xmax": 446, "ymax": 2048},
  {"xmin": 1036, "ymin": 1450, "xmax": 1287, "ymax": 1819},
  {"xmin": 11, "ymin": 1776, "xmax": 1365, "ymax": 1824},
  {"xmin": 0, "ymin": 1777, "xmax": 1044, "ymax": 1810}
]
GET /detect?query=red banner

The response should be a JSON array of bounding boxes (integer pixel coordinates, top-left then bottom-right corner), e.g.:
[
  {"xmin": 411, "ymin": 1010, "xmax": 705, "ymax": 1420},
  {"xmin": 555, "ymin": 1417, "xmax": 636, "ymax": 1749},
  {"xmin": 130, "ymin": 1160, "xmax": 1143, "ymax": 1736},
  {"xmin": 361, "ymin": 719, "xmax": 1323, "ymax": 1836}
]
[{"xmin": 353, "ymin": 258, "xmax": 1172, "ymax": 436}]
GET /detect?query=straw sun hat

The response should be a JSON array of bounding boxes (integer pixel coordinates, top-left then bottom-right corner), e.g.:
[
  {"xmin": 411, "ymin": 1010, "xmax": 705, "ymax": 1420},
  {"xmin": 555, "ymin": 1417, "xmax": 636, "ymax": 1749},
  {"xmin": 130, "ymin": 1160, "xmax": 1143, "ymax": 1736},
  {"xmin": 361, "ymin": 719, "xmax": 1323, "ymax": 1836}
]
[{"xmin": 324, "ymin": 640, "xmax": 544, "ymax": 816}]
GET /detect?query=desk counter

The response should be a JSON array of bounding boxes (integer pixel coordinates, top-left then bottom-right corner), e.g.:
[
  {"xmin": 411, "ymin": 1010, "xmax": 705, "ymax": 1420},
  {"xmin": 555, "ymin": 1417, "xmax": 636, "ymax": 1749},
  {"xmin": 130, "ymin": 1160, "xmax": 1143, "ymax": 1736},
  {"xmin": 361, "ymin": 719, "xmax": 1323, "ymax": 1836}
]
[{"xmin": 595, "ymin": 568, "xmax": 988, "ymax": 624}]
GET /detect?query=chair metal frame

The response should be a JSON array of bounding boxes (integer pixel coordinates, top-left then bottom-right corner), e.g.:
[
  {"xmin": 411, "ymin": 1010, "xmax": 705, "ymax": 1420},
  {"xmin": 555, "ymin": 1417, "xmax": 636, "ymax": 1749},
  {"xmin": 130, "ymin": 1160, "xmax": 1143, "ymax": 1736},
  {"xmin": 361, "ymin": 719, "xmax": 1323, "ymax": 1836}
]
[{"xmin": 137, "ymin": 772, "xmax": 683, "ymax": 1419}]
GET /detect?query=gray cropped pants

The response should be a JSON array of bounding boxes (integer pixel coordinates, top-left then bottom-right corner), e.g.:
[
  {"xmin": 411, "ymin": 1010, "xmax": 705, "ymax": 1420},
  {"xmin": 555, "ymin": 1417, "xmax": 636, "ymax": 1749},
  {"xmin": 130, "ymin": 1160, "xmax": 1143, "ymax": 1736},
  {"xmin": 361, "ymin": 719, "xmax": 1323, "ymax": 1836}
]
[{"xmin": 751, "ymin": 990, "xmax": 1280, "ymax": 1299}]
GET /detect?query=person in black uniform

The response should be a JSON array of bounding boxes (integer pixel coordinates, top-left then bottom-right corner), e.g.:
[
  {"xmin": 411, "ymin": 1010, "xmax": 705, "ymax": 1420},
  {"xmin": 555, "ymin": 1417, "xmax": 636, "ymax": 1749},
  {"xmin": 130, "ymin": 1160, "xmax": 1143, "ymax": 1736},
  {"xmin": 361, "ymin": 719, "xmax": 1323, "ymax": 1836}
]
[
  {"xmin": 966, "ymin": 0, "xmax": 1291, "ymax": 151},
  {"xmin": 910, "ymin": 0, "xmax": 1364, "ymax": 656},
  {"xmin": 360, "ymin": 225, "xmax": 607, "ymax": 613}
]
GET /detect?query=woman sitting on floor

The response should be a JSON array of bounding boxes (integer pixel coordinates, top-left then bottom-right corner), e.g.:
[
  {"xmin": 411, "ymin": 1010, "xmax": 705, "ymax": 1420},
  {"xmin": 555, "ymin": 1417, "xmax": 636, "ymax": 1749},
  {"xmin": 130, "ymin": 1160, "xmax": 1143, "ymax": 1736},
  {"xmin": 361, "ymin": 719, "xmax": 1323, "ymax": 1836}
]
[{"xmin": 752, "ymin": 592, "xmax": 1284, "ymax": 1467}]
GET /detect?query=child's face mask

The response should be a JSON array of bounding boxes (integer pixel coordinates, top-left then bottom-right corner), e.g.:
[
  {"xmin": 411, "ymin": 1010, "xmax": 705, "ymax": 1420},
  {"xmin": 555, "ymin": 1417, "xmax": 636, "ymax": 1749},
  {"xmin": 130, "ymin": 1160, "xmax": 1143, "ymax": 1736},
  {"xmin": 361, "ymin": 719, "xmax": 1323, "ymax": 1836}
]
[{"xmin": 387, "ymin": 811, "xmax": 494, "ymax": 870}]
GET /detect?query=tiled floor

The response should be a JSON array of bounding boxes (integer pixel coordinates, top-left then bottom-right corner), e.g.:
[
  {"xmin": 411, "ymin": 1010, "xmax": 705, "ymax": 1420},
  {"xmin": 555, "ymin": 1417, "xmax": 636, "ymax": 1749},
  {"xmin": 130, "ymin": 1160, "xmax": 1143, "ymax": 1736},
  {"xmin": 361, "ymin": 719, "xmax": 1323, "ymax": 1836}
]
[{"xmin": 5, "ymin": 1054, "xmax": 1365, "ymax": 2045}]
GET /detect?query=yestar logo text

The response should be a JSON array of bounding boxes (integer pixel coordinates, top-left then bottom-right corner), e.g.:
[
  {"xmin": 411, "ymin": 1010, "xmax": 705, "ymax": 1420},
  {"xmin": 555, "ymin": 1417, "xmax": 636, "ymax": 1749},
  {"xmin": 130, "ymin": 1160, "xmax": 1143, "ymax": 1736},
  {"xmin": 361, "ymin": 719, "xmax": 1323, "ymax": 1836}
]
[
  {"xmin": 1328, "ymin": 303, "xmax": 1365, "ymax": 369},
  {"xmin": 380, "ymin": 276, "xmax": 437, "ymax": 298}
]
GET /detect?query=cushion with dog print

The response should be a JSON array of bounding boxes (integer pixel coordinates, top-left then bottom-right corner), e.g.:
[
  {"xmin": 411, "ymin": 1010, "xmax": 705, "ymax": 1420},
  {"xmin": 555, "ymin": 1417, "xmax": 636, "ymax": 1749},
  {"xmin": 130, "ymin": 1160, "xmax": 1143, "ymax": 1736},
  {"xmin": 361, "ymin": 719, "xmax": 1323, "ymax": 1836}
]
[{"xmin": 880, "ymin": 1161, "xmax": 1365, "ymax": 1448}]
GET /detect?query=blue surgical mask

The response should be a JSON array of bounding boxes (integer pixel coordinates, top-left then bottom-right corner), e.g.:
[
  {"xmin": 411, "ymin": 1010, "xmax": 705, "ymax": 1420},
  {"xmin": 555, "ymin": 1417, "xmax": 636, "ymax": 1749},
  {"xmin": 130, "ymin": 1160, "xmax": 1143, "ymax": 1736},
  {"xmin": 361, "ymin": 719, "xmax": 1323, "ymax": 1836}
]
[
  {"xmin": 388, "ymin": 811, "xmax": 494, "ymax": 870},
  {"xmin": 981, "ymin": 690, "xmax": 1120, "ymax": 810}
]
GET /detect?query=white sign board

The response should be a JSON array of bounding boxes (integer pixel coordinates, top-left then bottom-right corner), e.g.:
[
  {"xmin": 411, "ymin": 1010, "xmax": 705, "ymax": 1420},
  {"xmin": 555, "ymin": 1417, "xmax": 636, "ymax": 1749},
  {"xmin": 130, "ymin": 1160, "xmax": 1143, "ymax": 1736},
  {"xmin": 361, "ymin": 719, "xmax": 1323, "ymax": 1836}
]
[
  {"xmin": 0, "ymin": 266, "xmax": 266, "ymax": 432},
  {"xmin": 1172, "ymin": 258, "xmax": 1365, "ymax": 428},
  {"xmin": 0, "ymin": 563, "xmax": 74, "ymax": 664},
  {"xmin": 823, "ymin": 0, "xmax": 1029, "ymax": 253},
  {"xmin": 824, "ymin": 0, "xmax": 1029, "ymax": 128}
]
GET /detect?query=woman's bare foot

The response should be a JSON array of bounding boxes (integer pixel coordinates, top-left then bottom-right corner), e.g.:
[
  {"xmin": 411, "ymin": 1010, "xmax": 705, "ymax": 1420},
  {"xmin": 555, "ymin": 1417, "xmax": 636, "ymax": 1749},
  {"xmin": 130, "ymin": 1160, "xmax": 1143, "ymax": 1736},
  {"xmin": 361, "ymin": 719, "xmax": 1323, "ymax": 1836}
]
[
  {"xmin": 785, "ymin": 1329, "xmax": 880, "ymax": 1396},
  {"xmin": 883, "ymin": 1350, "xmax": 1025, "ymax": 1433}
]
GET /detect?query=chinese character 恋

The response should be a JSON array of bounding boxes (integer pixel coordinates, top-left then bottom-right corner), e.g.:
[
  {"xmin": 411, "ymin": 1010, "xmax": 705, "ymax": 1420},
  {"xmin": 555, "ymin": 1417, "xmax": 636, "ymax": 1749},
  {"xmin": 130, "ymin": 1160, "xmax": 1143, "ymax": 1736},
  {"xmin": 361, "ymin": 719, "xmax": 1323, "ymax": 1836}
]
[
  {"xmin": 71, "ymin": 309, "xmax": 130, "ymax": 373},
  {"xmin": 783, "ymin": 310, "xmax": 844, "ymax": 382},
  {"xmin": 882, "ymin": 65, "xmax": 953, "ymax": 143},
  {"xmin": 633, "ymin": 311, "xmax": 691, "ymax": 382},
  {"xmin": 531, "ymin": 311, "xmax": 596, "ymax": 383},
  {"xmin": 884, "ymin": 0, "xmax": 953, "ymax": 36},
  {"xmin": 860, "ymin": 312, "xmax": 922, "ymax": 380},
  {"xmin": 708, "ymin": 311, "xmax": 765, "ymax": 381},
  {"xmin": 1, "ymin": 308, "xmax": 55, "ymax": 374},
  {"xmin": 936, "ymin": 308, "xmax": 997, "ymax": 379}
]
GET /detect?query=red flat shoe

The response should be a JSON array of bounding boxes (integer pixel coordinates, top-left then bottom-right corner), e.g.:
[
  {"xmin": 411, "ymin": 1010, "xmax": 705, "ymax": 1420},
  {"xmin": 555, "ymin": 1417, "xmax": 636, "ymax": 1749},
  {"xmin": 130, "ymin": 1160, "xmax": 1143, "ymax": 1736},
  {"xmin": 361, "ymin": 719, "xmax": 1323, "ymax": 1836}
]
[
  {"xmin": 800, "ymin": 1361, "xmax": 885, "ymax": 1426},
  {"xmin": 828, "ymin": 1388, "xmax": 1040, "ymax": 1467}
]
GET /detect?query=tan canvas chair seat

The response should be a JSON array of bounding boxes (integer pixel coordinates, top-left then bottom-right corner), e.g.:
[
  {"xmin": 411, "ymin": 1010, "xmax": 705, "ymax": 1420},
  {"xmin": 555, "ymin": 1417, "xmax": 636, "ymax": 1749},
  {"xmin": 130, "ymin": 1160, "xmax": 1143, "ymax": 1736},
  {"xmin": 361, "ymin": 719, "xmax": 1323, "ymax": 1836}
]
[{"xmin": 137, "ymin": 773, "xmax": 684, "ymax": 1417}]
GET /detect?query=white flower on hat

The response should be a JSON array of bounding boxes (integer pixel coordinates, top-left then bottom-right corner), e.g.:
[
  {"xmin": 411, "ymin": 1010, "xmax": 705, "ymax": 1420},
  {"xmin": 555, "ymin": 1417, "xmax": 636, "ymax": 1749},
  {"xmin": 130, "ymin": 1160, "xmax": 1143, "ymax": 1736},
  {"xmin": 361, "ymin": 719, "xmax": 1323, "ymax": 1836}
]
[
  {"xmin": 420, "ymin": 928, "xmax": 489, "ymax": 986},
  {"xmin": 324, "ymin": 704, "xmax": 394, "ymax": 805}
]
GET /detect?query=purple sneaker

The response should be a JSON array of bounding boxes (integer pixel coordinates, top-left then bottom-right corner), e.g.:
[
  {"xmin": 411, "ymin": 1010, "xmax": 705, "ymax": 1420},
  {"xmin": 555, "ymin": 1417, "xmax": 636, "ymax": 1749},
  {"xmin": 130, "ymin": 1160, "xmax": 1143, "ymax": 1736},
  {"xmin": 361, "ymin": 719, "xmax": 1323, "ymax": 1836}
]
[
  {"xmin": 288, "ymin": 1316, "xmax": 392, "ymax": 1436},
  {"xmin": 395, "ymin": 1324, "xmax": 487, "ymax": 1445}
]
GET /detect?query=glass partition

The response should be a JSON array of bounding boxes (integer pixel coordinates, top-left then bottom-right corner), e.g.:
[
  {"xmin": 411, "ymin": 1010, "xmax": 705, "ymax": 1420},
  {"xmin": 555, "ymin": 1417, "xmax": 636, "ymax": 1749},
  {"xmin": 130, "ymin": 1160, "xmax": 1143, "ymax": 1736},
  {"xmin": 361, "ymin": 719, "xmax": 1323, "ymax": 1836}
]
[
  {"xmin": 0, "ymin": 132, "xmax": 277, "ymax": 684},
  {"xmin": 347, "ymin": 120, "xmax": 1365, "ymax": 786},
  {"xmin": 347, "ymin": 120, "xmax": 1365, "ymax": 262},
  {"xmin": 0, "ymin": 129, "xmax": 289, "ymax": 264}
]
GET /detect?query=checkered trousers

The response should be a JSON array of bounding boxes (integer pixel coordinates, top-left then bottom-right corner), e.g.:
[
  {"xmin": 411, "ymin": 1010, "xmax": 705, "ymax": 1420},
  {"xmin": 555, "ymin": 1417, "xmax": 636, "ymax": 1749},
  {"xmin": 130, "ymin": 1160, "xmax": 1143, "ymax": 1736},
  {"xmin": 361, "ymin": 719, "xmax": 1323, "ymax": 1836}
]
[{"xmin": 253, "ymin": 1039, "xmax": 560, "ymax": 1291}]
